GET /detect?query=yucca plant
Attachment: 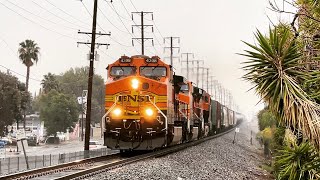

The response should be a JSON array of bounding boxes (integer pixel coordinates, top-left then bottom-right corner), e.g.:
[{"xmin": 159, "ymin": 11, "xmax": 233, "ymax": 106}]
[
  {"xmin": 274, "ymin": 142, "xmax": 320, "ymax": 180},
  {"xmin": 240, "ymin": 27, "xmax": 320, "ymax": 150}
]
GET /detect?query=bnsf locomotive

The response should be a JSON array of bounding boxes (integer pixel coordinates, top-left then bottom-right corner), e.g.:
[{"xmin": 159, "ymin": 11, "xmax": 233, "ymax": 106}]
[{"xmin": 102, "ymin": 55, "xmax": 243, "ymax": 151}]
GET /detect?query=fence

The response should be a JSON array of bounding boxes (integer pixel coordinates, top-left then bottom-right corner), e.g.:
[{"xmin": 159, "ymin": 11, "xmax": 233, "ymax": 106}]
[{"xmin": 0, "ymin": 147, "xmax": 111, "ymax": 176}]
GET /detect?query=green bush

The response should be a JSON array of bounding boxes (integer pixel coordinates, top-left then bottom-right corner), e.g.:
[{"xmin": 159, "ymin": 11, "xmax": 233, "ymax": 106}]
[
  {"xmin": 257, "ymin": 109, "xmax": 278, "ymax": 131},
  {"xmin": 272, "ymin": 127, "xmax": 286, "ymax": 151},
  {"xmin": 274, "ymin": 142, "xmax": 320, "ymax": 180}
]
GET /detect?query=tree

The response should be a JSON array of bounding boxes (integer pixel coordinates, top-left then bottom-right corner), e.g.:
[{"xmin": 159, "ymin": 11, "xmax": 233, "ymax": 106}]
[
  {"xmin": 269, "ymin": 1, "xmax": 320, "ymax": 101},
  {"xmin": 242, "ymin": 1, "xmax": 320, "ymax": 178},
  {"xmin": 18, "ymin": 39, "xmax": 40, "ymax": 129},
  {"xmin": 240, "ymin": 27, "xmax": 320, "ymax": 149},
  {"xmin": 40, "ymin": 90, "xmax": 79, "ymax": 137},
  {"xmin": 41, "ymin": 73, "xmax": 59, "ymax": 94},
  {"xmin": 57, "ymin": 67, "xmax": 105, "ymax": 124},
  {"xmin": 257, "ymin": 109, "xmax": 278, "ymax": 131},
  {"xmin": 0, "ymin": 71, "xmax": 28, "ymax": 136}
]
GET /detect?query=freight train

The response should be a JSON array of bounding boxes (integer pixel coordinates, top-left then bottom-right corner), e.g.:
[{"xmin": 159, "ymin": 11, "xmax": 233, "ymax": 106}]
[{"xmin": 101, "ymin": 55, "xmax": 244, "ymax": 151}]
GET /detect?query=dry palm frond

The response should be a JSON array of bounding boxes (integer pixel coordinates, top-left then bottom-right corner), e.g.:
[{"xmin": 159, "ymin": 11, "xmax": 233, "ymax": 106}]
[{"xmin": 240, "ymin": 27, "xmax": 320, "ymax": 149}]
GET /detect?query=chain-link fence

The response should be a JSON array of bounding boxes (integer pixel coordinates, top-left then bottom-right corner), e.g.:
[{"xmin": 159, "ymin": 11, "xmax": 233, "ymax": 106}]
[{"xmin": 0, "ymin": 147, "xmax": 111, "ymax": 176}]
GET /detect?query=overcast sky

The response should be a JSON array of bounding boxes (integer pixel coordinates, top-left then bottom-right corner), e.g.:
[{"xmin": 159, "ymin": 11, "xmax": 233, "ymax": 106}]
[{"xmin": 0, "ymin": 0, "xmax": 296, "ymax": 119}]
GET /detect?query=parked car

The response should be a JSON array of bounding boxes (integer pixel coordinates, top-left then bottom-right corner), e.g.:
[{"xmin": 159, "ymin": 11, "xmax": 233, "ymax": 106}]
[
  {"xmin": 45, "ymin": 136, "xmax": 60, "ymax": 144},
  {"xmin": 26, "ymin": 136, "xmax": 38, "ymax": 146},
  {"xmin": 0, "ymin": 140, "xmax": 7, "ymax": 148}
]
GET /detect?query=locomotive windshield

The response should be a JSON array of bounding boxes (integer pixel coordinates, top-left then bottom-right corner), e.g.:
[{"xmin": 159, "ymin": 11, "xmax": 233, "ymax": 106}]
[
  {"xmin": 110, "ymin": 66, "xmax": 136, "ymax": 77},
  {"xmin": 180, "ymin": 84, "xmax": 189, "ymax": 91},
  {"xmin": 140, "ymin": 66, "xmax": 167, "ymax": 77}
]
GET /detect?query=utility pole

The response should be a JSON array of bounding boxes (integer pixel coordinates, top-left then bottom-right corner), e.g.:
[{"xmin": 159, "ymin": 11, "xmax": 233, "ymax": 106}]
[
  {"xmin": 199, "ymin": 67, "xmax": 208, "ymax": 90},
  {"xmin": 223, "ymin": 88, "xmax": 227, "ymax": 106},
  {"xmin": 181, "ymin": 53, "xmax": 194, "ymax": 79},
  {"xmin": 206, "ymin": 68, "xmax": 209, "ymax": 92},
  {"xmin": 208, "ymin": 76, "xmax": 216, "ymax": 99},
  {"xmin": 132, "ymin": 12, "xmax": 154, "ymax": 55},
  {"xmin": 213, "ymin": 79, "xmax": 217, "ymax": 101},
  {"xmin": 218, "ymin": 84, "xmax": 223, "ymax": 103},
  {"xmin": 229, "ymin": 91, "xmax": 233, "ymax": 109},
  {"xmin": 80, "ymin": 89, "xmax": 88, "ymax": 141},
  {"xmin": 164, "ymin": 37, "xmax": 180, "ymax": 66},
  {"xmin": 189, "ymin": 60, "xmax": 204, "ymax": 86},
  {"xmin": 77, "ymin": 0, "xmax": 111, "ymax": 153}
]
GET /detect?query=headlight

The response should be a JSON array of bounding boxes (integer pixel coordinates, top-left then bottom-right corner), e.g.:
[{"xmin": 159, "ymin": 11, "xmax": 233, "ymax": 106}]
[
  {"xmin": 145, "ymin": 108, "xmax": 154, "ymax": 116},
  {"xmin": 112, "ymin": 108, "xmax": 122, "ymax": 116},
  {"xmin": 131, "ymin": 78, "xmax": 139, "ymax": 89}
]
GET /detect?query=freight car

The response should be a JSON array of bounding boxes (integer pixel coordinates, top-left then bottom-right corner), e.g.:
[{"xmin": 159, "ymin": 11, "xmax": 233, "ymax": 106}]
[{"xmin": 101, "ymin": 55, "xmax": 242, "ymax": 151}]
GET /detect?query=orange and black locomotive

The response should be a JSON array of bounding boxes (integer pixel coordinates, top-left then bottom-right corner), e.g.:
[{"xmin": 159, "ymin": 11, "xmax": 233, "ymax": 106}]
[{"xmin": 101, "ymin": 55, "xmax": 243, "ymax": 151}]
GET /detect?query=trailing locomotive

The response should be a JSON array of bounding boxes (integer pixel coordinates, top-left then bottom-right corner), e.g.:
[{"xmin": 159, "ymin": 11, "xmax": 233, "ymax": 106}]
[{"xmin": 101, "ymin": 55, "xmax": 243, "ymax": 151}]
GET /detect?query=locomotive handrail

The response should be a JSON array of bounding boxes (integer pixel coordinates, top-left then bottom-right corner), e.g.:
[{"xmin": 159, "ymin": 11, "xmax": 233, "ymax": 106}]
[
  {"xmin": 101, "ymin": 96, "xmax": 120, "ymax": 136},
  {"xmin": 194, "ymin": 113, "xmax": 200, "ymax": 119},
  {"xmin": 178, "ymin": 109, "xmax": 188, "ymax": 120},
  {"xmin": 146, "ymin": 95, "xmax": 168, "ymax": 137},
  {"xmin": 193, "ymin": 112, "xmax": 205, "ymax": 130}
]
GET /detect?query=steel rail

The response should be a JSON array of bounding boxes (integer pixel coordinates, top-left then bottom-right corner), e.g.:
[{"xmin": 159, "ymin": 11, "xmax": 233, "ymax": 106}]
[
  {"xmin": 1, "ymin": 124, "xmax": 239, "ymax": 180},
  {"xmin": 0, "ymin": 152, "xmax": 121, "ymax": 180},
  {"xmin": 54, "ymin": 126, "xmax": 238, "ymax": 180}
]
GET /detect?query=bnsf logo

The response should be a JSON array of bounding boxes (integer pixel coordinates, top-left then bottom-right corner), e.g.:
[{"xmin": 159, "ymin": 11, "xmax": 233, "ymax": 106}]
[{"xmin": 118, "ymin": 95, "xmax": 153, "ymax": 102}]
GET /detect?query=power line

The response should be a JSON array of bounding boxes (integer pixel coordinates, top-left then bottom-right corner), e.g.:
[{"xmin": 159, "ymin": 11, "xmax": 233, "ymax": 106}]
[
  {"xmin": 108, "ymin": 3, "xmax": 135, "ymax": 36},
  {"xmin": 129, "ymin": 0, "xmax": 138, "ymax": 11},
  {"xmin": 31, "ymin": 0, "xmax": 90, "ymax": 31},
  {"xmin": 106, "ymin": 0, "xmax": 156, "ymax": 55},
  {"xmin": 5, "ymin": 0, "xmax": 78, "ymax": 31},
  {"xmin": 153, "ymin": 21, "xmax": 165, "ymax": 39},
  {"xmin": 96, "ymin": 4, "xmax": 138, "ymax": 53},
  {"xmin": 97, "ymin": 48, "xmax": 116, "ymax": 60},
  {"xmin": 105, "ymin": 1, "xmax": 131, "ymax": 22},
  {"xmin": 105, "ymin": 2, "xmax": 143, "ymax": 54},
  {"xmin": 45, "ymin": 0, "xmax": 89, "ymax": 27},
  {"xmin": 0, "ymin": 35, "xmax": 44, "ymax": 79},
  {"xmin": 0, "ymin": 1, "xmax": 78, "ymax": 40},
  {"xmin": 104, "ymin": 2, "xmax": 151, "ymax": 54},
  {"xmin": 81, "ymin": 1, "xmax": 136, "ymax": 54},
  {"xmin": 0, "ymin": 37, "xmax": 17, "ymax": 57},
  {"xmin": 0, "ymin": 64, "xmax": 42, "ymax": 82},
  {"xmin": 97, "ymin": 6, "xmax": 131, "ymax": 34},
  {"xmin": 143, "ymin": 17, "xmax": 164, "ymax": 40},
  {"xmin": 124, "ymin": 0, "xmax": 162, "ymax": 55},
  {"xmin": 120, "ymin": 0, "xmax": 137, "ymax": 24}
]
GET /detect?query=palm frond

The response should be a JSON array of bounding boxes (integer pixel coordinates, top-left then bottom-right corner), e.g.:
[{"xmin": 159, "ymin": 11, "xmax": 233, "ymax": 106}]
[
  {"xmin": 241, "ymin": 27, "xmax": 320, "ymax": 149},
  {"xmin": 18, "ymin": 39, "xmax": 40, "ymax": 66}
]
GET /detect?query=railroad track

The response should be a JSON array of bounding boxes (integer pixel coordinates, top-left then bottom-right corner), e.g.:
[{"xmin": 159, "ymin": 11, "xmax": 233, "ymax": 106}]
[
  {"xmin": 1, "ymin": 126, "xmax": 237, "ymax": 180},
  {"xmin": 54, "ymin": 127, "xmax": 237, "ymax": 180},
  {"xmin": 0, "ymin": 152, "xmax": 122, "ymax": 180}
]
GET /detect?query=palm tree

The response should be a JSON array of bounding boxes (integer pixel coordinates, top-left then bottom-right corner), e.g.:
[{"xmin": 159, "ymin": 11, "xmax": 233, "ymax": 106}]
[
  {"xmin": 240, "ymin": 27, "xmax": 320, "ymax": 150},
  {"xmin": 41, "ymin": 73, "xmax": 59, "ymax": 94},
  {"xmin": 18, "ymin": 39, "xmax": 40, "ymax": 129}
]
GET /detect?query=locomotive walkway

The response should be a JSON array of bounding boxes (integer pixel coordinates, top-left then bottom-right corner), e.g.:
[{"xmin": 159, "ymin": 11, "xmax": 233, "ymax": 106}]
[{"xmin": 90, "ymin": 120, "xmax": 273, "ymax": 180}]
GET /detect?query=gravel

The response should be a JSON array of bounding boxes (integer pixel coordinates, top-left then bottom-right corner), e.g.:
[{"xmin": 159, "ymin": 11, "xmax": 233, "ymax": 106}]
[{"xmin": 89, "ymin": 121, "xmax": 272, "ymax": 180}]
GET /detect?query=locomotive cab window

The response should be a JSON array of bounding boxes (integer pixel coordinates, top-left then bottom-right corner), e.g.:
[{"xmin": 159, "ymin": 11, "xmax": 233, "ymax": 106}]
[
  {"xmin": 180, "ymin": 84, "xmax": 189, "ymax": 92},
  {"xmin": 140, "ymin": 66, "xmax": 167, "ymax": 78},
  {"xmin": 110, "ymin": 66, "xmax": 136, "ymax": 77}
]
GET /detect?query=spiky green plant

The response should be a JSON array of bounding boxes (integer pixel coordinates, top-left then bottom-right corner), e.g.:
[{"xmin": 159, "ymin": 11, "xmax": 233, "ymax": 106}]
[
  {"xmin": 240, "ymin": 27, "xmax": 320, "ymax": 150},
  {"xmin": 275, "ymin": 142, "xmax": 320, "ymax": 180}
]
